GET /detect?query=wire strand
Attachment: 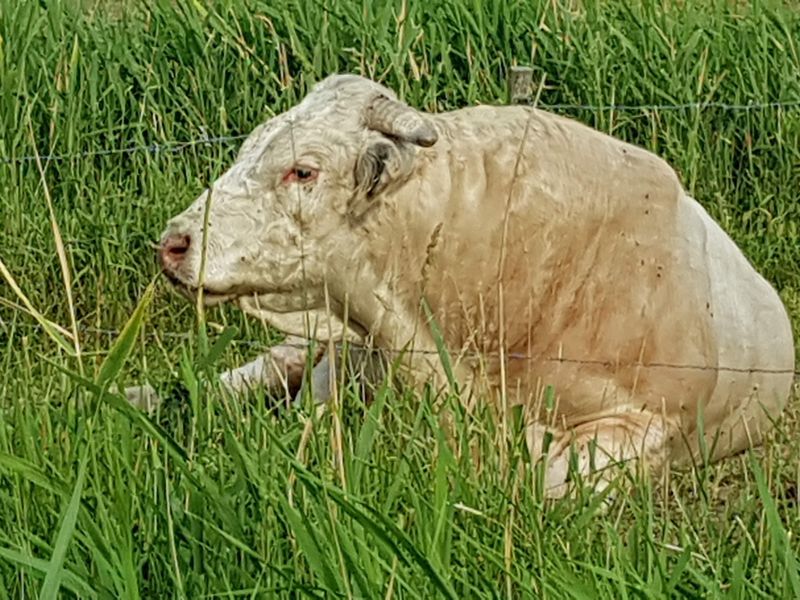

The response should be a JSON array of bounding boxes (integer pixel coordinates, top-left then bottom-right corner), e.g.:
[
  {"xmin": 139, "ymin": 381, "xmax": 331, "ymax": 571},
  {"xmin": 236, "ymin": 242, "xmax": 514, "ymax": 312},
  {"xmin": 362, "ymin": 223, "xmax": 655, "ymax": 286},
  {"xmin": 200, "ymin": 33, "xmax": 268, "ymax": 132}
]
[
  {"xmin": 3, "ymin": 321, "xmax": 798, "ymax": 377},
  {"xmin": 0, "ymin": 134, "xmax": 250, "ymax": 165},
  {"xmin": 1, "ymin": 99, "xmax": 798, "ymax": 165}
]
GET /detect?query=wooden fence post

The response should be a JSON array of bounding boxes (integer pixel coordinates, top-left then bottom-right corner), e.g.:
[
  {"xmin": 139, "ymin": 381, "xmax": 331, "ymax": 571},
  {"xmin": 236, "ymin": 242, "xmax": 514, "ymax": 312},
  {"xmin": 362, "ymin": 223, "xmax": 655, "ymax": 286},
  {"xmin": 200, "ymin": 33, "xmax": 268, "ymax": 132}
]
[{"xmin": 507, "ymin": 66, "xmax": 533, "ymax": 104}]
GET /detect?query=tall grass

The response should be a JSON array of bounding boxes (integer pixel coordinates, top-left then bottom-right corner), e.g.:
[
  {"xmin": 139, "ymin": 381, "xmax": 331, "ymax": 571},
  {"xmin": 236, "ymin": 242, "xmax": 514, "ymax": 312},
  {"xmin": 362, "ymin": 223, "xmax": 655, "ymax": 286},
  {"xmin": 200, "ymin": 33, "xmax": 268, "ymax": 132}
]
[{"xmin": 1, "ymin": 0, "xmax": 799, "ymax": 597}]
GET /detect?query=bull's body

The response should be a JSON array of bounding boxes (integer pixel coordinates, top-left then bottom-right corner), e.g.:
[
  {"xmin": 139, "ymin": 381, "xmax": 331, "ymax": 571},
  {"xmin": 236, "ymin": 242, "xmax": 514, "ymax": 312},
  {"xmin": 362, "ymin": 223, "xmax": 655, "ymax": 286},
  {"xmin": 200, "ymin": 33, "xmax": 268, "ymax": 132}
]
[
  {"xmin": 150, "ymin": 75, "xmax": 794, "ymax": 496},
  {"xmin": 391, "ymin": 104, "xmax": 794, "ymax": 467}
]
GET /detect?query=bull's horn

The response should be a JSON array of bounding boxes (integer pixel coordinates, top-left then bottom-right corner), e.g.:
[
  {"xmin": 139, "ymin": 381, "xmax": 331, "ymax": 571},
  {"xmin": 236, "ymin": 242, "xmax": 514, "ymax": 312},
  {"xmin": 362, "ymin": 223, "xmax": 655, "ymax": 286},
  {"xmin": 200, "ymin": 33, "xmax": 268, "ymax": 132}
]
[{"xmin": 364, "ymin": 94, "xmax": 438, "ymax": 147}]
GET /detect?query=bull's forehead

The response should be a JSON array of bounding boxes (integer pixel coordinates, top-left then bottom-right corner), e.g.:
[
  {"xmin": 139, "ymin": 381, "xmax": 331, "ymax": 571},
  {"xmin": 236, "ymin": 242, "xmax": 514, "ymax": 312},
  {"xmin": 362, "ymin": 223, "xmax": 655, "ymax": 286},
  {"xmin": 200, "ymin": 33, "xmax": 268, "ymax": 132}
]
[
  {"xmin": 250, "ymin": 74, "xmax": 395, "ymax": 144},
  {"xmin": 288, "ymin": 74, "xmax": 394, "ymax": 126},
  {"xmin": 232, "ymin": 74, "xmax": 396, "ymax": 169},
  {"xmin": 230, "ymin": 116, "xmax": 314, "ymax": 176},
  {"xmin": 305, "ymin": 73, "xmax": 398, "ymax": 106}
]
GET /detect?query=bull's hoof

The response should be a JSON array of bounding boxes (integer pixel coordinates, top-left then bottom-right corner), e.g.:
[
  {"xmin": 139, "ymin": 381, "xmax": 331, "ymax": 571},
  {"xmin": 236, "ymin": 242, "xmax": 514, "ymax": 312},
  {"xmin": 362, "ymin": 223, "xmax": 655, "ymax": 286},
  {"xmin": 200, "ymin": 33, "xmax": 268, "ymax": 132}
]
[
  {"xmin": 122, "ymin": 383, "xmax": 163, "ymax": 414},
  {"xmin": 121, "ymin": 380, "xmax": 192, "ymax": 414}
]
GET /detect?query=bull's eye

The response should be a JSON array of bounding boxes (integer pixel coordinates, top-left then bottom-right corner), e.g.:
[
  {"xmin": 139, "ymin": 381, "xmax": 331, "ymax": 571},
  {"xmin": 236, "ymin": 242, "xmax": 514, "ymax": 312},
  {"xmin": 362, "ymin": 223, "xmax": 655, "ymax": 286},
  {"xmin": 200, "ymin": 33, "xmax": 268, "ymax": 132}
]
[{"xmin": 283, "ymin": 166, "xmax": 319, "ymax": 184}]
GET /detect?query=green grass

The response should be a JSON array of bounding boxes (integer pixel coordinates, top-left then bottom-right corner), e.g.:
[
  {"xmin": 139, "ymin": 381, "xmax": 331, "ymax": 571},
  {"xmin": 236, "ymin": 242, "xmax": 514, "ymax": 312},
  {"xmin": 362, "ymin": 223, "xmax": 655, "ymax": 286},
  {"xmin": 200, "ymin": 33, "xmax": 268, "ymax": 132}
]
[{"xmin": 1, "ymin": 0, "xmax": 800, "ymax": 596}]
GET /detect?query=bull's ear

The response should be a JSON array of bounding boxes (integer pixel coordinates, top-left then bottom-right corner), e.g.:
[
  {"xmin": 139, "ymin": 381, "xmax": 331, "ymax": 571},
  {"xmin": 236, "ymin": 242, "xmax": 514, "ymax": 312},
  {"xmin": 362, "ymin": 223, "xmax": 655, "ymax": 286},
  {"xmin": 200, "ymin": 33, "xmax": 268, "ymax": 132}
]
[
  {"xmin": 351, "ymin": 139, "xmax": 412, "ymax": 219},
  {"xmin": 355, "ymin": 140, "xmax": 395, "ymax": 198}
]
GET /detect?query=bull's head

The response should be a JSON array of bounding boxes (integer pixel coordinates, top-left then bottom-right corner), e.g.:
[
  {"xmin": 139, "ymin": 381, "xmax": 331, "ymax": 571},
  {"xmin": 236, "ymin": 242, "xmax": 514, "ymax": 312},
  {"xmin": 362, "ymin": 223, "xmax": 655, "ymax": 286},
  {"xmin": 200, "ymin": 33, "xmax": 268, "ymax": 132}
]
[{"xmin": 157, "ymin": 74, "xmax": 437, "ymax": 316}]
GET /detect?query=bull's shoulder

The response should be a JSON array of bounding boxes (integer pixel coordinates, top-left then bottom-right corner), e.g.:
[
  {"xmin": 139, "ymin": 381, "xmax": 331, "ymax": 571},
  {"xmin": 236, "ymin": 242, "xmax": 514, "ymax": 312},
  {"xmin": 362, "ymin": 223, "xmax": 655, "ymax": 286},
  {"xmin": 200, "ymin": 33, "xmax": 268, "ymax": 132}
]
[
  {"xmin": 531, "ymin": 109, "xmax": 686, "ymax": 215},
  {"xmin": 428, "ymin": 105, "xmax": 529, "ymax": 144},
  {"xmin": 427, "ymin": 103, "xmax": 686, "ymax": 219},
  {"xmin": 436, "ymin": 105, "xmax": 680, "ymax": 178}
]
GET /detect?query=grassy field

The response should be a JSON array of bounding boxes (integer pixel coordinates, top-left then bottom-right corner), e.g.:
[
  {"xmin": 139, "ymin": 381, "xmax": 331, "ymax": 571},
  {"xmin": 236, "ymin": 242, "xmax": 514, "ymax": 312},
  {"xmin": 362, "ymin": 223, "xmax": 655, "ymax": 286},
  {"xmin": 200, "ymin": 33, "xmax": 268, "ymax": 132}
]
[{"xmin": 2, "ymin": 0, "xmax": 800, "ymax": 597}]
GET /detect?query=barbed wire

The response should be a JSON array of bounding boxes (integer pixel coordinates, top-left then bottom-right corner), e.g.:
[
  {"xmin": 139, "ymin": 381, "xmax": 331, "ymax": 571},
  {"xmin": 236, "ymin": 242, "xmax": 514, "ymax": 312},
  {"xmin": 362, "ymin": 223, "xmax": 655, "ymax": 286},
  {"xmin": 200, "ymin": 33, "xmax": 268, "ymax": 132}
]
[
  {"xmin": 2, "ymin": 320, "xmax": 797, "ymax": 376},
  {"xmin": 1, "ymin": 98, "xmax": 798, "ymax": 166},
  {"xmin": 531, "ymin": 100, "xmax": 800, "ymax": 111},
  {"xmin": 0, "ymin": 134, "xmax": 250, "ymax": 165}
]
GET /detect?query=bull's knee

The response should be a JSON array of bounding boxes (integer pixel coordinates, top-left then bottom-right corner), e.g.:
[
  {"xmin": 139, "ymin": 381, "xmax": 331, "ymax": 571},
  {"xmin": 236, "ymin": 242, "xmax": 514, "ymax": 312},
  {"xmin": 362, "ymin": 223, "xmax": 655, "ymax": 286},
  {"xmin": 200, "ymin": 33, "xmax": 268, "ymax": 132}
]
[
  {"xmin": 220, "ymin": 335, "xmax": 323, "ymax": 400},
  {"xmin": 294, "ymin": 343, "xmax": 388, "ymax": 406},
  {"xmin": 294, "ymin": 354, "xmax": 334, "ymax": 406}
]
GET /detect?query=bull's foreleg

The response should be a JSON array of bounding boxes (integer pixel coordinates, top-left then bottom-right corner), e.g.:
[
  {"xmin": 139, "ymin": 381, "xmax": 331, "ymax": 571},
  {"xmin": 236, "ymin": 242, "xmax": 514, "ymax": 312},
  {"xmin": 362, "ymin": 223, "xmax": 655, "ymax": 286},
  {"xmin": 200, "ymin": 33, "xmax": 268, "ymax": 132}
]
[
  {"xmin": 122, "ymin": 335, "xmax": 323, "ymax": 412},
  {"xmin": 123, "ymin": 336, "xmax": 387, "ymax": 412},
  {"xmin": 526, "ymin": 411, "xmax": 674, "ymax": 499}
]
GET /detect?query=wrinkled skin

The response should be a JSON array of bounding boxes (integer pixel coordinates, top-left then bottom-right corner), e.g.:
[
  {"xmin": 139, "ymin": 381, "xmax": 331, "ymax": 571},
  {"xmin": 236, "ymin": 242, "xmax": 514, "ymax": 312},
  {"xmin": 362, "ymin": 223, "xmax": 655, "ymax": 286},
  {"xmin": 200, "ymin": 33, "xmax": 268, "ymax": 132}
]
[{"xmin": 145, "ymin": 74, "xmax": 795, "ymax": 498}]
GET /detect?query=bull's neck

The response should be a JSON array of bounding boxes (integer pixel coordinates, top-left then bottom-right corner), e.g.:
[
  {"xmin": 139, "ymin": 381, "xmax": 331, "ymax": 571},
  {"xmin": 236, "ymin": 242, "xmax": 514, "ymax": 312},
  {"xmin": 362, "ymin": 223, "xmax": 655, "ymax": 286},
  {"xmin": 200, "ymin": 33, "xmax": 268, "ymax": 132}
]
[{"xmin": 339, "ymin": 136, "xmax": 553, "ymax": 353}]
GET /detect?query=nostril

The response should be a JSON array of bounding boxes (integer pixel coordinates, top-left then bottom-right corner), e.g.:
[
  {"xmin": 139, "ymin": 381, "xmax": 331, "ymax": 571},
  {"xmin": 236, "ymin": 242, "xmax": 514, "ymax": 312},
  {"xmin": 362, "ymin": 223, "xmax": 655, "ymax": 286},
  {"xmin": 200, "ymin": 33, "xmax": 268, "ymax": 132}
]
[
  {"xmin": 168, "ymin": 236, "xmax": 190, "ymax": 255},
  {"xmin": 160, "ymin": 234, "xmax": 191, "ymax": 267},
  {"xmin": 167, "ymin": 235, "xmax": 190, "ymax": 253}
]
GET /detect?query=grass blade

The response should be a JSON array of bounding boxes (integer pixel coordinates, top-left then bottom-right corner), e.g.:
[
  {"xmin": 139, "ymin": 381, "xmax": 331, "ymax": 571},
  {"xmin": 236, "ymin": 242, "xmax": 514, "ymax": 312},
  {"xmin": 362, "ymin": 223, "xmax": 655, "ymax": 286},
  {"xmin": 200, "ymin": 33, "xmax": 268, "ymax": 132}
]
[
  {"xmin": 266, "ymin": 426, "xmax": 459, "ymax": 600},
  {"xmin": 27, "ymin": 118, "xmax": 83, "ymax": 374},
  {"xmin": 38, "ymin": 449, "xmax": 88, "ymax": 600},
  {"xmin": 421, "ymin": 298, "xmax": 456, "ymax": 391},
  {"xmin": 751, "ymin": 455, "xmax": 800, "ymax": 596},
  {"xmin": 95, "ymin": 280, "xmax": 156, "ymax": 389},
  {"xmin": 197, "ymin": 325, "xmax": 238, "ymax": 369},
  {"xmin": 278, "ymin": 496, "xmax": 342, "ymax": 594},
  {"xmin": 0, "ymin": 257, "xmax": 74, "ymax": 355},
  {"xmin": 0, "ymin": 453, "xmax": 65, "ymax": 496},
  {"xmin": 0, "ymin": 548, "xmax": 96, "ymax": 599}
]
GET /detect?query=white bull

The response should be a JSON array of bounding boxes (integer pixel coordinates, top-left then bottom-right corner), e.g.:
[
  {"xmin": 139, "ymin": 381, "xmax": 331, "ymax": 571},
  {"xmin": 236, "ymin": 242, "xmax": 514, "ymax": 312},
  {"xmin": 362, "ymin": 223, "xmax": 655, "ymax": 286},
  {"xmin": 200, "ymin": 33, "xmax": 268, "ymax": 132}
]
[{"xmin": 150, "ymin": 74, "xmax": 794, "ymax": 496}]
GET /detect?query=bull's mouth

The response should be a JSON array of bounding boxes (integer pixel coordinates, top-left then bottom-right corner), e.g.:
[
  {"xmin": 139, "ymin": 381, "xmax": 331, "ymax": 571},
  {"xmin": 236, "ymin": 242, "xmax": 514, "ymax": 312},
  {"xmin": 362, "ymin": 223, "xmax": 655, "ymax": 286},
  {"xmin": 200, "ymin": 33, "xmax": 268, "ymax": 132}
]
[
  {"xmin": 162, "ymin": 272, "xmax": 237, "ymax": 306},
  {"xmin": 162, "ymin": 271, "xmax": 301, "ymax": 308},
  {"xmin": 161, "ymin": 269, "xmax": 321, "ymax": 316}
]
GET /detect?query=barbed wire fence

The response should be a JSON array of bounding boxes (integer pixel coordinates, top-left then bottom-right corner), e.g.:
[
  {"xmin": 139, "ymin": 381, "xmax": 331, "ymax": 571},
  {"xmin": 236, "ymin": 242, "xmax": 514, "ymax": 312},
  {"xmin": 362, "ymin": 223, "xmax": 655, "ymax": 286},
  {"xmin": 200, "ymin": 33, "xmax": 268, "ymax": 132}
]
[
  {"xmin": 2, "ymin": 320, "xmax": 798, "ymax": 377},
  {"xmin": 1, "ymin": 66, "xmax": 799, "ymax": 378},
  {"xmin": 2, "ymin": 100, "xmax": 800, "ymax": 166}
]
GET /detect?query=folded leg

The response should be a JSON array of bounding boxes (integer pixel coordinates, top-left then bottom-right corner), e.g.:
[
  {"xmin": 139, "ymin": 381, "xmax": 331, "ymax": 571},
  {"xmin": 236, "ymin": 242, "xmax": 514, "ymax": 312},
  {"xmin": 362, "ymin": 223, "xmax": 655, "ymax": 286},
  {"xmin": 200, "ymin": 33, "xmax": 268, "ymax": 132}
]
[
  {"xmin": 123, "ymin": 335, "xmax": 323, "ymax": 412},
  {"xmin": 219, "ymin": 335, "xmax": 322, "ymax": 400},
  {"xmin": 527, "ymin": 410, "xmax": 673, "ymax": 499},
  {"xmin": 124, "ymin": 336, "xmax": 387, "ymax": 412}
]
